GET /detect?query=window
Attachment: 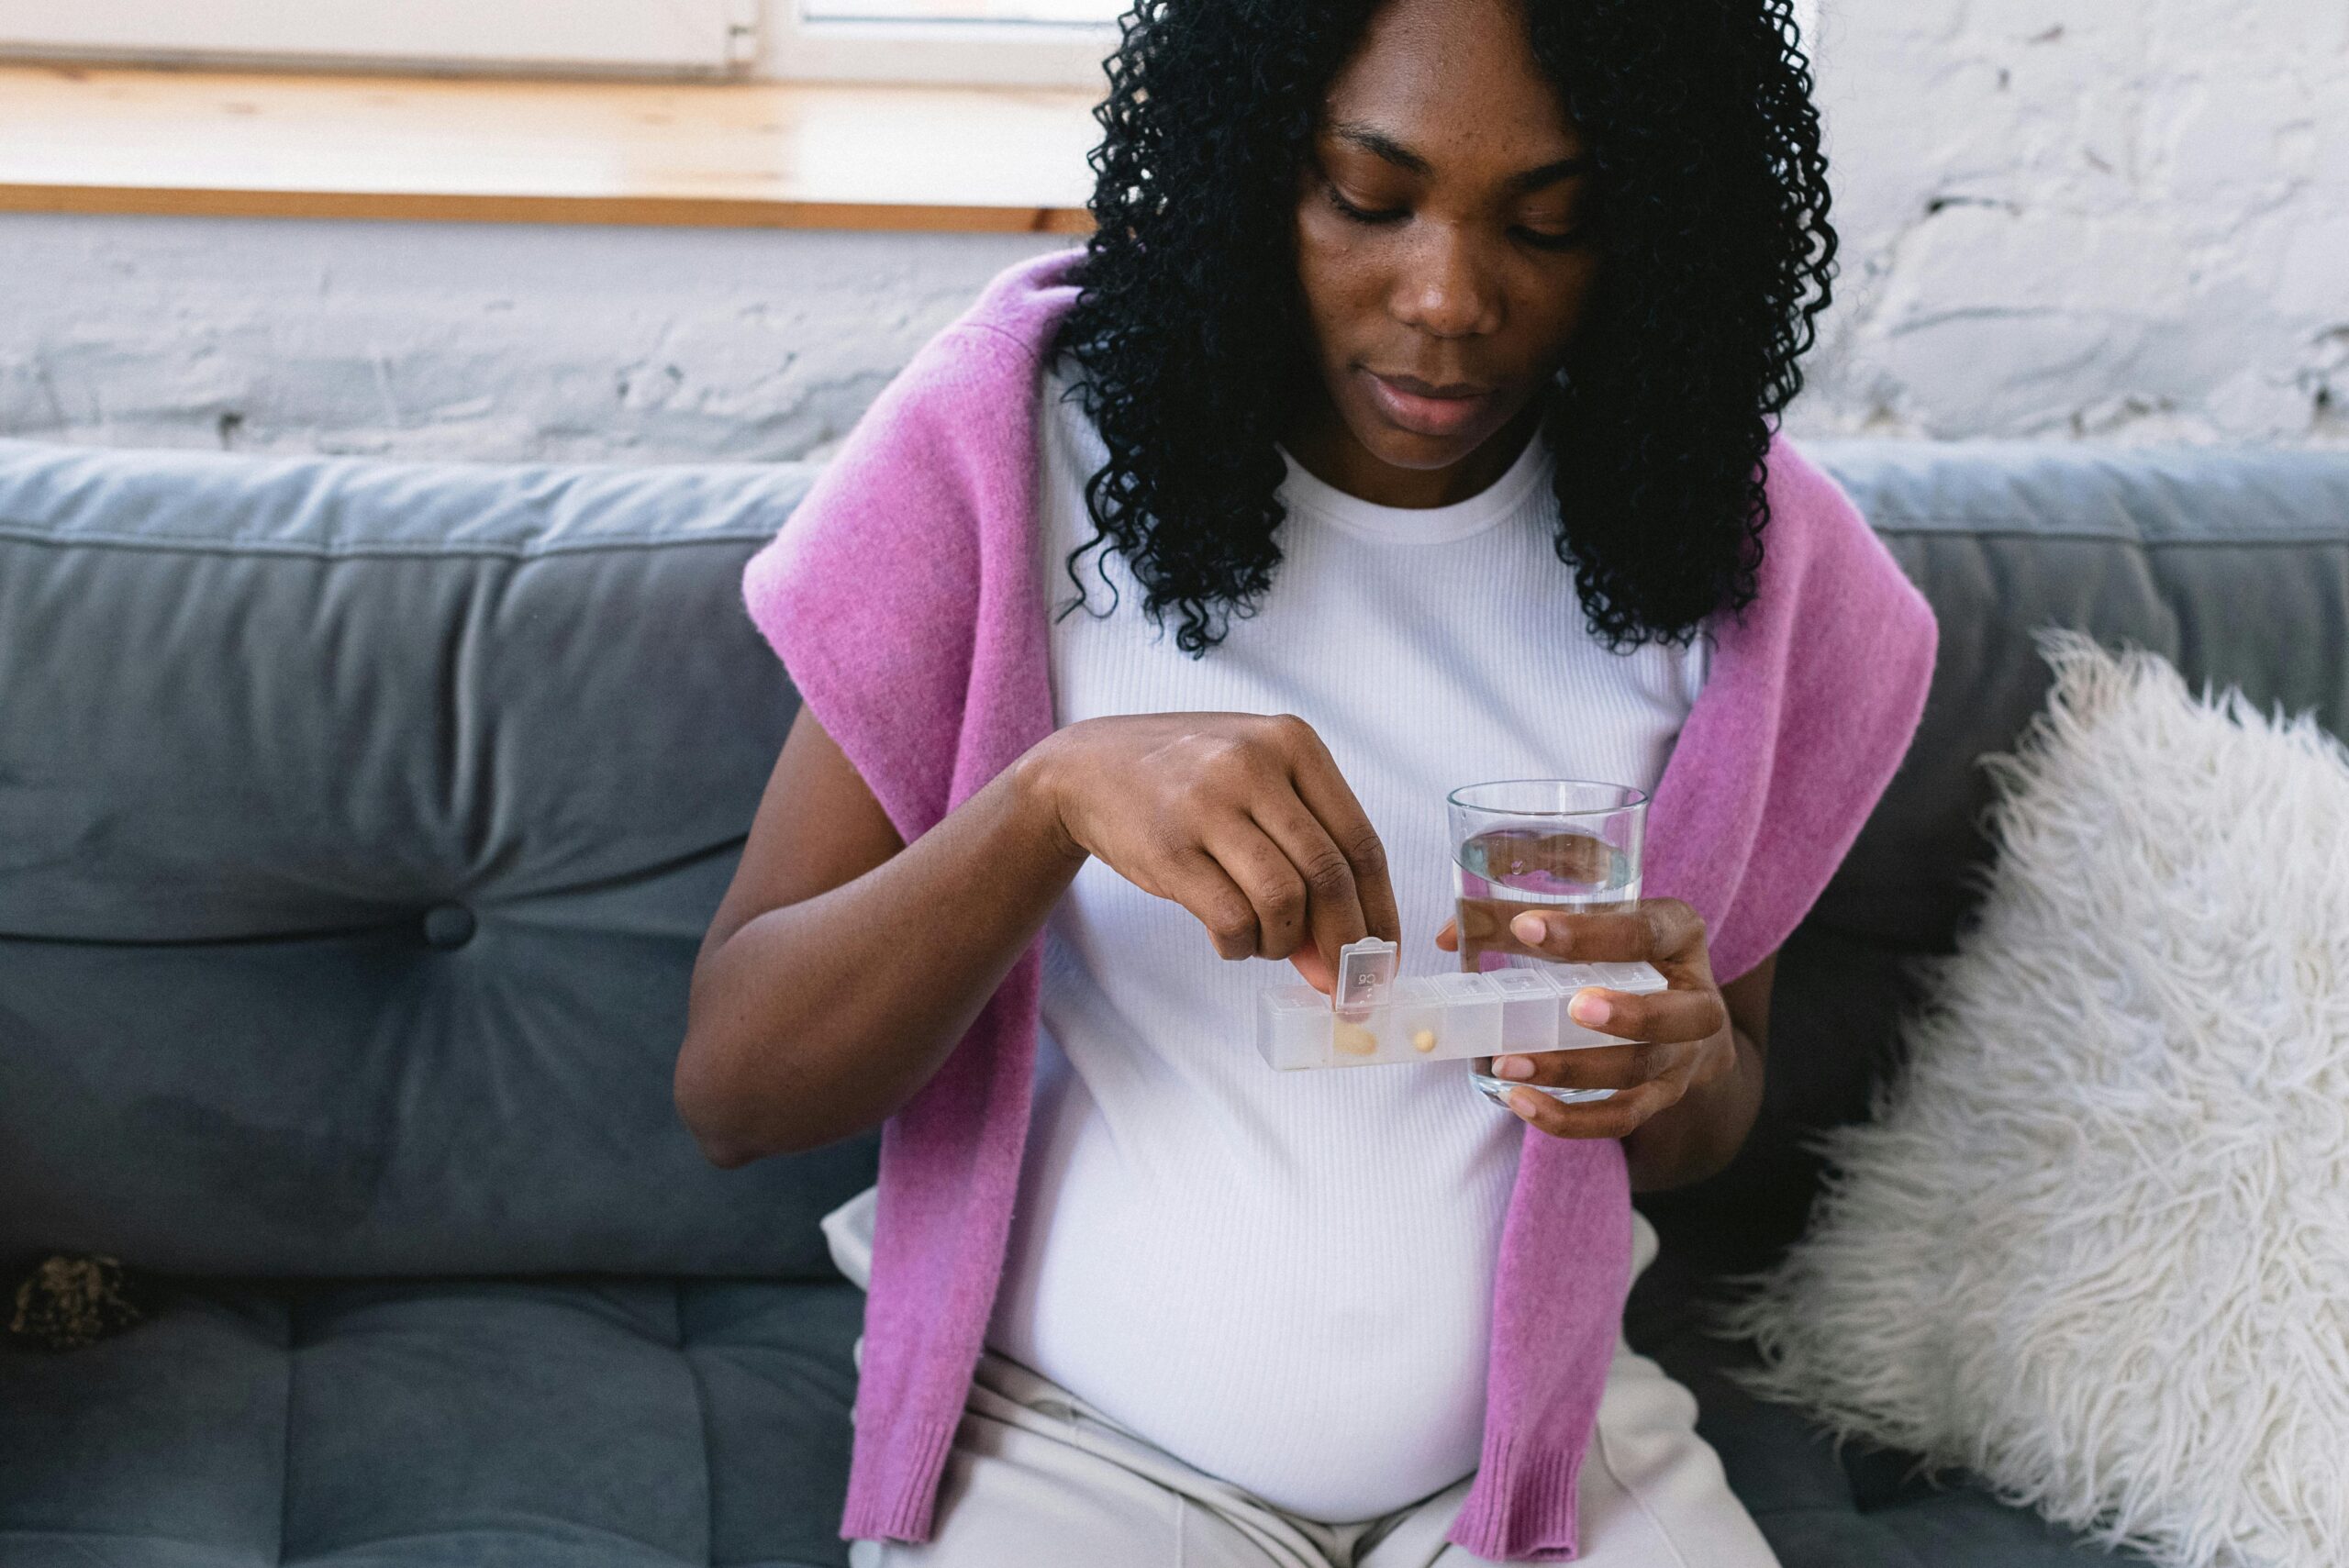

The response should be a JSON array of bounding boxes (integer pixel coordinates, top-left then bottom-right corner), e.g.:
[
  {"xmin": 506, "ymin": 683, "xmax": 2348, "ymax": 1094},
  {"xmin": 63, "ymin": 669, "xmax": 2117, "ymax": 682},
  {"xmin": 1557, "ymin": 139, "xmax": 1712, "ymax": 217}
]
[
  {"xmin": 0, "ymin": 1, "xmax": 1815, "ymax": 95},
  {"xmin": 774, "ymin": 0, "xmax": 1821, "ymax": 99},
  {"xmin": 0, "ymin": 0, "xmax": 757, "ymax": 75},
  {"xmin": 768, "ymin": 0, "xmax": 1119, "ymax": 88},
  {"xmin": 803, "ymin": 0, "xmax": 1120, "ymax": 19}
]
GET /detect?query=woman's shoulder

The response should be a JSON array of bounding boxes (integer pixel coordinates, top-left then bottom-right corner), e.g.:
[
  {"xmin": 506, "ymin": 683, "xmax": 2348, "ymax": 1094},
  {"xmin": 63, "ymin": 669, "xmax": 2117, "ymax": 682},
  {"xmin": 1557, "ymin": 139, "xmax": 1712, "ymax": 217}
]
[
  {"xmin": 750, "ymin": 250, "xmax": 1085, "ymax": 589},
  {"xmin": 1754, "ymin": 431, "xmax": 1932, "ymax": 633},
  {"xmin": 810, "ymin": 247, "xmax": 1086, "ymax": 479},
  {"xmin": 1758, "ymin": 431, "xmax": 1862, "ymax": 547},
  {"xmin": 739, "ymin": 252, "xmax": 1086, "ymax": 840},
  {"xmin": 908, "ymin": 247, "xmax": 1089, "ymax": 406},
  {"xmin": 743, "ymin": 251, "xmax": 1080, "ymax": 665}
]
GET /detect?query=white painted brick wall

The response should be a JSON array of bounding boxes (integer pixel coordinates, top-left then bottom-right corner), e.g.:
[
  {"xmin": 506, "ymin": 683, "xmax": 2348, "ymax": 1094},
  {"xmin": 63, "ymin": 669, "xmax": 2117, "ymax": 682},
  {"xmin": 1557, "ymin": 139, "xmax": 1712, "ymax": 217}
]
[
  {"xmin": 0, "ymin": 217, "xmax": 1072, "ymax": 461},
  {"xmin": 3, "ymin": 0, "xmax": 2342, "ymax": 459},
  {"xmin": 1802, "ymin": 0, "xmax": 2348, "ymax": 443}
]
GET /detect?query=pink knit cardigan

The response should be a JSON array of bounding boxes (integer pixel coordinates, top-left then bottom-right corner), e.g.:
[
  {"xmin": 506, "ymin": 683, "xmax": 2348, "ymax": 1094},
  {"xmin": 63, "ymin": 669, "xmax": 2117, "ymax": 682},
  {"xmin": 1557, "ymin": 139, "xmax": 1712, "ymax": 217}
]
[{"xmin": 742, "ymin": 248, "xmax": 1937, "ymax": 1562}]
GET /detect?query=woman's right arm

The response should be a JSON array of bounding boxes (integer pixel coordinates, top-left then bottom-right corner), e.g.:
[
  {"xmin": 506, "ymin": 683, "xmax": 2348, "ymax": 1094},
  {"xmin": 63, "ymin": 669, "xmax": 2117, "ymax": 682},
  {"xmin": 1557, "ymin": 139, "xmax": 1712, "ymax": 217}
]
[{"xmin": 674, "ymin": 706, "xmax": 1398, "ymax": 1166}]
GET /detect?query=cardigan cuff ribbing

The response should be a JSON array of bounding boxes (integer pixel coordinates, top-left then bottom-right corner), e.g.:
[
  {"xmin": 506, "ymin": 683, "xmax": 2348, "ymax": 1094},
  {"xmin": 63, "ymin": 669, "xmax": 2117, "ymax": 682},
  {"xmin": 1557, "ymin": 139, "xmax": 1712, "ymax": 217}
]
[
  {"xmin": 1446, "ymin": 1432, "xmax": 1587, "ymax": 1562},
  {"xmin": 840, "ymin": 1413, "xmax": 960, "ymax": 1545}
]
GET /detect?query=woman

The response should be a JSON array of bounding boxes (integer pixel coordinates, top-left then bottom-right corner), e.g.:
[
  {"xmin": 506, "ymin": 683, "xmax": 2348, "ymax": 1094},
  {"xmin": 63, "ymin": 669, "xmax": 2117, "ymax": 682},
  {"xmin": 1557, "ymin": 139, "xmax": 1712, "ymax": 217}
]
[{"xmin": 675, "ymin": 0, "xmax": 1934, "ymax": 1562}]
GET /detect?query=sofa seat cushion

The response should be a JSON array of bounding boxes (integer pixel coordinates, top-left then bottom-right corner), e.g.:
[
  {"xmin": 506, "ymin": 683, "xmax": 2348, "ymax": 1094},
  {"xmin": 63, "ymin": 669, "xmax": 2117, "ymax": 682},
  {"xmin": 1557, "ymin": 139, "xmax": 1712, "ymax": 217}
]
[
  {"xmin": 4, "ymin": 1260, "xmax": 2154, "ymax": 1568},
  {"xmin": 0, "ymin": 1276, "xmax": 862, "ymax": 1568}
]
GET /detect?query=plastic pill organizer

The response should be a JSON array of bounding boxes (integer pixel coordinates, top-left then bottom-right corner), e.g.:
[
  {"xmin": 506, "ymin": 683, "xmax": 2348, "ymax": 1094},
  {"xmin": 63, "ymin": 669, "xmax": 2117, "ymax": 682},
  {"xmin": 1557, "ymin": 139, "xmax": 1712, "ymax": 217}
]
[{"xmin": 1255, "ymin": 937, "xmax": 1667, "ymax": 1071}]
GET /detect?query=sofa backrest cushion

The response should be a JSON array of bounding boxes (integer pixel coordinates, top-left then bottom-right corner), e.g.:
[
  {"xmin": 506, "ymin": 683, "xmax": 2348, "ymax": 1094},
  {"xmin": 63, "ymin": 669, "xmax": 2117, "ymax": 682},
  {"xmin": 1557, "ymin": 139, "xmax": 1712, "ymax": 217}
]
[{"xmin": 0, "ymin": 440, "xmax": 873, "ymax": 1277}]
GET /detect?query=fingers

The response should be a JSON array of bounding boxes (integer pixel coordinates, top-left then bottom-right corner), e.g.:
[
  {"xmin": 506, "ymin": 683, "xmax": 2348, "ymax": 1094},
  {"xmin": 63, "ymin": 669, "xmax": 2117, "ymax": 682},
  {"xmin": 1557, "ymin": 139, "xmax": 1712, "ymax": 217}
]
[
  {"xmin": 1287, "ymin": 942, "xmax": 1338, "ymax": 995},
  {"xmin": 1270, "ymin": 717, "xmax": 1401, "ymax": 948},
  {"xmin": 1560, "ymin": 983, "xmax": 1728, "ymax": 1050},
  {"xmin": 1504, "ymin": 898, "xmax": 1709, "ymax": 973},
  {"xmin": 1189, "ymin": 798, "xmax": 1389, "ymax": 979},
  {"xmin": 1486, "ymin": 987, "xmax": 1740, "ymax": 1140},
  {"xmin": 1490, "ymin": 1034, "xmax": 1700, "ymax": 1096},
  {"xmin": 1098, "ymin": 713, "xmax": 1396, "ymax": 974},
  {"xmin": 1157, "ymin": 849, "xmax": 1274, "ymax": 962},
  {"xmin": 1486, "ymin": 980, "xmax": 1728, "ymax": 1092},
  {"xmin": 1500, "ymin": 1076, "xmax": 1686, "ymax": 1140},
  {"xmin": 1249, "ymin": 791, "xmax": 1370, "ymax": 973},
  {"xmin": 1197, "ymin": 817, "xmax": 1312, "ymax": 962}
]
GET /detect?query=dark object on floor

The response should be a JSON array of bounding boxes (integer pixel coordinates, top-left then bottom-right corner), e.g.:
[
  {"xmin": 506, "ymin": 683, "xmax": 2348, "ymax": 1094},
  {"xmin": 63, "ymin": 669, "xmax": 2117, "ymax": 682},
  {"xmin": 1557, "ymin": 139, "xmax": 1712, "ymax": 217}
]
[{"xmin": 8, "ymin": 1255, "xmax": 146, "ymax": 1351}]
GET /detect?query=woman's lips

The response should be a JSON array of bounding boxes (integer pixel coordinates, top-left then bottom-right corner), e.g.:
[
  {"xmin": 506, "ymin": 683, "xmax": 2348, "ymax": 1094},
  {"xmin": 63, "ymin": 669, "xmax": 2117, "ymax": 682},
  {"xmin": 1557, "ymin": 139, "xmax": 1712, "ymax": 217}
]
[{"xmin": 1361, "ymin": 369, "xmax": 1498, "ymax": 439}]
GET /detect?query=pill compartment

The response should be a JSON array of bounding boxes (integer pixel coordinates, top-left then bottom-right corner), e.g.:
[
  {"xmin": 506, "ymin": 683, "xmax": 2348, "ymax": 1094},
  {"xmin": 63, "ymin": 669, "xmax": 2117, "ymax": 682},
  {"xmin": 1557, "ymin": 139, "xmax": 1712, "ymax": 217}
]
[
  {"xmin": 1256, "ymin": 984, "xmax": 1337, "ymax": 1070},
  {"xmin": 1553, "ymin": 962, "xmax": 1670, "ymax": 1049},
  {"xmin": 1425, "ymin": 972, "xmax": 1504, "ymax": 1059},
  {"xmin": 1386, "ymin": 979, "xmax": 1447, "ymax": 1060},
  {"xmin": 1487, "ymin": 967, "xmax": 1562, "ymax": 1053},
  {"xmin": 1332, "ymin": 977, "xmax": 1445, "ymax": 1063}
]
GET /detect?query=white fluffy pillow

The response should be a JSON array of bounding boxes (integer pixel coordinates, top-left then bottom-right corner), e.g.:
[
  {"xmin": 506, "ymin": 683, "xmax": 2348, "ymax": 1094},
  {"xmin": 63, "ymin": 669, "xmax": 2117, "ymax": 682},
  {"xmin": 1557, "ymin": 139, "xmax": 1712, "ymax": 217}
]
[{"xmin": 1727, "ymin": 633, "xmax": 2349, "ymax": 1568}]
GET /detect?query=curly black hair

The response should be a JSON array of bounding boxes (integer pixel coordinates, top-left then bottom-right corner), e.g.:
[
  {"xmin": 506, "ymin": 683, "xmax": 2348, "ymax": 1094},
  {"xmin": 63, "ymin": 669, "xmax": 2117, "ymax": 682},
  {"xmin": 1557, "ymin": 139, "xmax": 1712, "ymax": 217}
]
[{"xmin": 1052, "ymin": 0, "xmax": 1837, "ymax": 655}]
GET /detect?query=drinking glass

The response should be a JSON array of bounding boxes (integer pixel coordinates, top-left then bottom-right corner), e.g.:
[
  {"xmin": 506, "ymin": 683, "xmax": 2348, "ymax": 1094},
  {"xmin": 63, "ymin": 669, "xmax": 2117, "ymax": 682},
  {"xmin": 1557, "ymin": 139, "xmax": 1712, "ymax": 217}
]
[{"xmin": 1448, "ymin": 779, "xmax": 1647, "ymax": 1106}]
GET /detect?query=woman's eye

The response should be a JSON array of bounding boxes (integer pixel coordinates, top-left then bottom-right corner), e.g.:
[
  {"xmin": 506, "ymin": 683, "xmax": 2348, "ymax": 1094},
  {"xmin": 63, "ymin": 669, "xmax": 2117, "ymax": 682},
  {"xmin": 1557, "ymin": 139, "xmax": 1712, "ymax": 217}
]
[
  {"xmin": 1327, "ymin": 187, "xmax": 1407, "ymax": 226},
  {"xmin": 1514, "ymin": 226, "xmax": 1585, "ymax": 252}
]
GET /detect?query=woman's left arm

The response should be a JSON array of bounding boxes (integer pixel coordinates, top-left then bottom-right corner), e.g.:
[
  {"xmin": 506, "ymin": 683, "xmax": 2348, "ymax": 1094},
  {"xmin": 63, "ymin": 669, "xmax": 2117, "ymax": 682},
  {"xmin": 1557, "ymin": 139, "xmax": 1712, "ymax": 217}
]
[{"xmin": 1440, "ymin": 901, "xmax": 1773, "ymax": 1192}]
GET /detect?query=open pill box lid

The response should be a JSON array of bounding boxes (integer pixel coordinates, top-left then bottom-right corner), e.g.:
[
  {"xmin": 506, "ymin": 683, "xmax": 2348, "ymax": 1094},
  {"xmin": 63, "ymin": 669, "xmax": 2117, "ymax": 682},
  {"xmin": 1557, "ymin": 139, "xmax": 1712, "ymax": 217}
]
[{"xmin": 1257, "ymin": 937, "xmax": 1667, "ymax": 1071}]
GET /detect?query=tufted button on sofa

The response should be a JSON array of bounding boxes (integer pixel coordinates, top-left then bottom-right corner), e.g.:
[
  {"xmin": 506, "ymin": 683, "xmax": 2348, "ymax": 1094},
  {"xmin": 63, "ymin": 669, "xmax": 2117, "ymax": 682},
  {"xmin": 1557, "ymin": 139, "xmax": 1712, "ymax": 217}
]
[{"xmin": 4, "ymin": 434, "xmax": 2344, "ymax": 1566}]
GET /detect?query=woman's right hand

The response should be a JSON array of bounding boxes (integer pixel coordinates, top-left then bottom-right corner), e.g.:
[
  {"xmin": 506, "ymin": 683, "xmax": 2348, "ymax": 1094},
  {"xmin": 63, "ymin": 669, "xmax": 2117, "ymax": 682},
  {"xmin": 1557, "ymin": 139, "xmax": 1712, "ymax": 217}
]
[
  {"xmin": 679, "ymin": 707, "xmax": 1399, "ymax": 1162},
  {"xmin": 1023, "ymin": 712, "xmax": 1400, "ymax": 994}
]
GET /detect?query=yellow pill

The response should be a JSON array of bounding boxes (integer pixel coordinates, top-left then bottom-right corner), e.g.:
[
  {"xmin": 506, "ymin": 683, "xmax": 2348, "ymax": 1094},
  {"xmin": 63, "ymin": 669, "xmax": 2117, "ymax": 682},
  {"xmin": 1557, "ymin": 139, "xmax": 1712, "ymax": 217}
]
[
  {"xmin": 1335, "ymin": 1022, "xmax": 1378, "ymax": 1056},
  {"xmin": 1411, "ymin": 1029, "xmax": 1439, "ymax": 1054}
]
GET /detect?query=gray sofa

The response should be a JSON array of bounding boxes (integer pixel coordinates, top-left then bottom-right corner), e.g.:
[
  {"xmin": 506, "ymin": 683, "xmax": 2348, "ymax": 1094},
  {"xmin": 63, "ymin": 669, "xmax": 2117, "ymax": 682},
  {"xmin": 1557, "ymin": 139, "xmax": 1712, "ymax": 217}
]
[{"xmin": 4, "ymin": 432, "xmax": 2344, "ymax": 1568}]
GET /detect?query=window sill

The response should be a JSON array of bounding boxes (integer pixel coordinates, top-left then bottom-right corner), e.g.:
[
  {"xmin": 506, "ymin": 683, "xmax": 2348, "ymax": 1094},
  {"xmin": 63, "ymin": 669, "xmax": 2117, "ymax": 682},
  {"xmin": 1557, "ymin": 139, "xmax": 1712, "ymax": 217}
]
[{"xmin": 0, "ymin": 62, "xmax": 1097, "ymax": 232}]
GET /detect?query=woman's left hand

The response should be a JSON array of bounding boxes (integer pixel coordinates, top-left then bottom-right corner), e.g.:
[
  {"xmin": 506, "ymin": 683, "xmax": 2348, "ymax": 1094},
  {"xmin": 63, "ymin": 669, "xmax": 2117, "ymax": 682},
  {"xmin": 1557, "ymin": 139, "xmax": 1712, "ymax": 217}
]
[{"xmin": 1434, "ymin": 898, "xmax": 1740, "ymax": 1140}]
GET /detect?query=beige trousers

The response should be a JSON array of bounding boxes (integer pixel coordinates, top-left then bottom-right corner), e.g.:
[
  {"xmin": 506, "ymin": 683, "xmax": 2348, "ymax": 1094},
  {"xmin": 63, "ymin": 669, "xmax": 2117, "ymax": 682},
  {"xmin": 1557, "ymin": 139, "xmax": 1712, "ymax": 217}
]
[{"xmin": 827, "ymin": 1191, "xmax": 1777, "ymax": 1568}]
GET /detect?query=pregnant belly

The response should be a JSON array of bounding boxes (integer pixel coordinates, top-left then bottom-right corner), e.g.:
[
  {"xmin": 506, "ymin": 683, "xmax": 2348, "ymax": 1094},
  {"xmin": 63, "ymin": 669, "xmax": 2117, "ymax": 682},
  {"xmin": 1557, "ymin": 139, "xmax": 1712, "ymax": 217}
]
[{"xmin": 986, "ymin": 1062, "xmax": 1521, "ymax": 1522}]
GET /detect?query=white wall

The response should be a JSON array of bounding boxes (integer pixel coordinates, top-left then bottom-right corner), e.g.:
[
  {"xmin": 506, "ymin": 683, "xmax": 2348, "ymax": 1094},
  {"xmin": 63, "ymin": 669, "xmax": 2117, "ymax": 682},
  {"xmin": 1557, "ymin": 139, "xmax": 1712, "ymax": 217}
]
[
  {"xmin": 1801, "ymin": 0, "xmax": 2348, "ymax": 443},
  {"xmin": 0, "ymin": 217, "xmax": 1071, "ymax": 461},
  {"xmin": 3, "ymin": 0, "xmax": 2343, "ymax": 460}
]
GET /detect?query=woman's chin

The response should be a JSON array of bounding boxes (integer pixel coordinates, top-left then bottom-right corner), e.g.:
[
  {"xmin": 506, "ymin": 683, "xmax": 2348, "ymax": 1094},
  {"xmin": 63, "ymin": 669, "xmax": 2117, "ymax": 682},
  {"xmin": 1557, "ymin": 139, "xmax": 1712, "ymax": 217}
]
[
  {"xmin": 1335, "ymin": 407, "xmax": 1480, "ymax": 471},
  {"xmin": 1352, "ymin": 417, "xmax": 1509, "ymax": 477}
]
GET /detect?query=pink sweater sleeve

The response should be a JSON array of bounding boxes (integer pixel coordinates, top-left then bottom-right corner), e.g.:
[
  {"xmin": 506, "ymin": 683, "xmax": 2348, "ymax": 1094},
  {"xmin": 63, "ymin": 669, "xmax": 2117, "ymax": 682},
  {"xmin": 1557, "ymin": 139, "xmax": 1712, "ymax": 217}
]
[
  {"xmin": 730, "ymin": 249, "xmax": 1079, "ymax": 1550},
  {"xmin": 740, "ymin": 329, "xmax": 987, "ymax": 844},
  {"xmin": 1645, "ymin": 433, "xmax": 1940, "ymax": 983}
]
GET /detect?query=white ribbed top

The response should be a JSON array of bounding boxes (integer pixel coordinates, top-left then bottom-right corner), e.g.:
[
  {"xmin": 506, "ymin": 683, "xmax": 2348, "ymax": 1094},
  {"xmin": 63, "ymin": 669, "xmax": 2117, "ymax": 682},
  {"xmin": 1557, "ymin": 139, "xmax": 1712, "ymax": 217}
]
[{"xmin": 985, "ymin": 363, "xmax": 1709, "ymax": 1522}]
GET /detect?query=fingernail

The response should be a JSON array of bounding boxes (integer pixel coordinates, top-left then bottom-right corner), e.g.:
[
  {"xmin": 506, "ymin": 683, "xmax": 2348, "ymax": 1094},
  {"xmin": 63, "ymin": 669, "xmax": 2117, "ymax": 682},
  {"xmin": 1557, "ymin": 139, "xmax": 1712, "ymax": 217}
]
[
  {"xmin": 1508, "ymin": 1088, "xmax": 1542, "ymax": 1120},
  {"xmin": 1494, "ymin": 1055, "xmax": 1535, "ymax": 1081},
  {"xmin": 1509, "ymin": 911, "xmax": 1546, "ymax": 945},
  {"xmin": 1570, "ymin": 991, "xmax": 1611, "ymax": 1027}
]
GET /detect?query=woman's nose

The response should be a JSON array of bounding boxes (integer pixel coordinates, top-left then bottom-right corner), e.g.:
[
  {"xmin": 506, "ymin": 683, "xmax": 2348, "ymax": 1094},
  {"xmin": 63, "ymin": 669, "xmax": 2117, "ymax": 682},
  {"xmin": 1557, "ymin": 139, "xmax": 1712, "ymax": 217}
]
[{"xmin": 1389, "ymin": 225, "xmax": 1502, "ymax": 339}]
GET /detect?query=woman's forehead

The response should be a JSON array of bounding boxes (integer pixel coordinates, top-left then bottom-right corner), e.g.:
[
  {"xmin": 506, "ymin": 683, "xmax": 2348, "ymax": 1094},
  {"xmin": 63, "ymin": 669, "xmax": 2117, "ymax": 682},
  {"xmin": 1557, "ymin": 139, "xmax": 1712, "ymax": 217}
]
[
  {"xmin": 1321, "ymin": 0, "xmax": 1583, "ymax": 168},
  {"xmin": 1320, "ymin": 116, "xmax": 1591, "ymax": 193}
]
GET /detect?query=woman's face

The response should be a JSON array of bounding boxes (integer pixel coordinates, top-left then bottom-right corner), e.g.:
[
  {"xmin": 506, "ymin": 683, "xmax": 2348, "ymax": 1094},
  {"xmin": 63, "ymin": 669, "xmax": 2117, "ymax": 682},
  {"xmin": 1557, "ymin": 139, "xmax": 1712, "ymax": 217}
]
[{"xmin": 1289, "ymin": 0, "xmax": 1600, "ymax": 507}]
